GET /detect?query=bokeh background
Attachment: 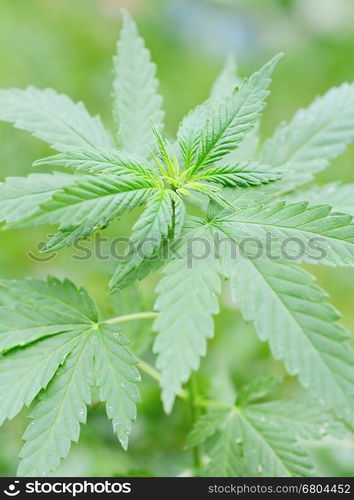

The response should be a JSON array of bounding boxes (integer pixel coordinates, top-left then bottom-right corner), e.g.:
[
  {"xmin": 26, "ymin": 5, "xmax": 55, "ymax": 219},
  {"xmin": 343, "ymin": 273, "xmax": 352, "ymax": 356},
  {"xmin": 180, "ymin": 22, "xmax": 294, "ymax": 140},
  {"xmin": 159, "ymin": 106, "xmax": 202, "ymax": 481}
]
[{"xmin": 1, "ymin": 0, "xmax": 354, "ymax": 476}]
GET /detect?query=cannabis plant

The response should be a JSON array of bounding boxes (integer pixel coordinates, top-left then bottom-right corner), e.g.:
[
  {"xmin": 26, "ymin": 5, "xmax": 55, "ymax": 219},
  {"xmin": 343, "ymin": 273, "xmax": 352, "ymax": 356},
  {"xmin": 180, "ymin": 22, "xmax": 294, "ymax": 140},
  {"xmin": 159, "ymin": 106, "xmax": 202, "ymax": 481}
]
[{"xmin": 0, "ymin": 12, "xmax": 354, "ymax": 477}]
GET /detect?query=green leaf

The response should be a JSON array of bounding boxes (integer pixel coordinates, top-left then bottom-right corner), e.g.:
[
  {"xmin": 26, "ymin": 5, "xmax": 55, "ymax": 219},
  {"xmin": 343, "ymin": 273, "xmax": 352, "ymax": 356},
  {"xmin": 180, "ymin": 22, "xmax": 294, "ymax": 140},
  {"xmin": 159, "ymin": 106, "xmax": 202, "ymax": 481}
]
[
  {"xmin": 18, "ymin": 334, "xmax": 94, "ymax": 477},
  {"xmin": 191, "ymin": 400, "xmax": 346, "ymax": 477},
  {"xmin": 0, "ymin": 276, "xmax": 140, "ymax": 476},
  {"xmin": 12, "ymin": 176, "xmax": 157, "ymax": 250},
  {"xmin": 260, "ymin": 83, "xmax": 354, "ymax": 190},
  {"xmin": 229, "ymin": 257, "xmax": 354, "ymax": 426},
  {"xmin": 193, "ymin": 161, "xmax": 280, "ymax": 187},
  {"xmin": 94, "ymin": 324, "xmax": 141, "ymax": 450},
  {"xmin": 0, "ymin": 172, "xmax": 74, "ymax": 223},
  {"xmin": 109, "ymin": 189, "xmax": 175, "ymax": 292},
  {"xmin": 0, "ymin": 277, "xmax": 97, "ymax": 351},
  {"xmin": 0, "ymin": 330, "xmax": 82, "ymax": 425},
  {"xmin": 236, "ymin": 376, "xmax": 282, "ymax": 405},
  {"xmin": 212, "ymin": 200, "xmax": 354, "ymax": 266},
  {"xmin": 113, "ymin": 11, "xmax": 164, "ymax": 158},
  {"xmin": 195, "ymin": 54, "xmax": 282, "ymax": 169},
  {"xmin": 153, "ymin": 224, "xmax": 221, "ymax": 412},
  {"xmin": 287, "ymin": 183, "xmax": 354, "ymax": 216},
  {"xmin": 188, "ymin": 407, "xmax": 230, "ymax": 447},
  {"xmin": 35, "ymin": 148, "xmax": 158, "ymax": 181},
  {"xmin": 205, "ymin": 412, "xmax": 244, "ymax": 477},
  {"xmin": 177, "ymin": 55, "xmax": 239, "ymax": 169},
  {"xmin": 0, "ymin": 87, "xmax": 114, "ymax": 151},
  {"xmin": 210, "ymin": 54, "xmax": 240, "ymax": 100}
]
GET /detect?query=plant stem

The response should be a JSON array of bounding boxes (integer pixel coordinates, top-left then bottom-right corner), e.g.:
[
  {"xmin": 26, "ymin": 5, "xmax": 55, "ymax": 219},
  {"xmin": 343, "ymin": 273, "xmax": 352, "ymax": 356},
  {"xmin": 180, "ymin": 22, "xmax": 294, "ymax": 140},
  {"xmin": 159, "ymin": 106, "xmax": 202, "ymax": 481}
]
[
  {"xmin": 188, "ymin": 374, "xmax": 203, "ymax": 473},
  {"xmin": 105, "ymin": 311, "xmax": 158, "ymax": 325},
  {"xmin": 137, "ymin": 358, "xmax": 188, "ymax": 400}
]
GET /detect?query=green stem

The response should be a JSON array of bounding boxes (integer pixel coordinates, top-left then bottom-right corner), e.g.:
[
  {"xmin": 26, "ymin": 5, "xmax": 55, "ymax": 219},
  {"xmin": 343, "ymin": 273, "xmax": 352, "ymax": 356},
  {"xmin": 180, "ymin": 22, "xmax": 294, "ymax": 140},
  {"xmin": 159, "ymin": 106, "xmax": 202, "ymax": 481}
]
[
  {"xmin": 188, "ymin": 375, "xmax": 203, "ymax": 473},
  {"xmin": 105, "ymin": 312, "xmax": 158, "ymax": 325}
]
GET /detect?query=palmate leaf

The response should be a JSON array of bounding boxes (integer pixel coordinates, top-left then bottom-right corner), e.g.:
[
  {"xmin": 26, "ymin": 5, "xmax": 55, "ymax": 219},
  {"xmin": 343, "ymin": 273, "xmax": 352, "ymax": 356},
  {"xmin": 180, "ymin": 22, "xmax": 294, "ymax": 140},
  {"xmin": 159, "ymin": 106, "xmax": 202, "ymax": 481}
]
[
  {"xmin": 113, "ymin": 11, "xmax": 164, "ymax": 158},
  {"xmin": 35, "ymin": 148, "xmax": 158, "ymax": 181},
  {"xmin": 0, "ymin": 87, "xmax": 114, "ymax": 151},
  {"xmin": 0, "ymin": 172, "xmax": 74, "ymax": 223},
  {"xmin": 110, "ymin": 189, "xmax": 175, "ymax": 292},
  {"xmin": 0, "ymin": 330, "xmax": 82, "ymax": 425},
  {"xmin": 0, "ymin": 276, "xmax": 97, "ymax": 351},
  {"xmin": 228, "ymin": 257, "xmax": 354, "ymax": 426},
  {"xmin": 260, "ymin": 83, "xmax": 354, "ymax": 191},
  {"xmin": 194, "ymin": 54, "xmax": 282, "ymax": 170},
  {"xmin": 153, "ymin": 223, "xmax": 221, "ymax": 412},
  {"xmin": 0, "ymin": 277, "xmax": 140, "ymax": 476},
  {"xmin": 18, "ymin": 334, "xmax": 94, "ymax": 477},
  {"xmin": 193, "ymin": 161, "xmax": 280, "ymax": 187},
  {"xmin": 212, "ymin": 200, "xmax": 354, "ymax": 266},
  {"xmin": 287, "ymin": 182, "xmax": 354, "ymax": 216},
  {"xmin": 190, "ymin": 398, "xmax": 346, "ymax": 477}
]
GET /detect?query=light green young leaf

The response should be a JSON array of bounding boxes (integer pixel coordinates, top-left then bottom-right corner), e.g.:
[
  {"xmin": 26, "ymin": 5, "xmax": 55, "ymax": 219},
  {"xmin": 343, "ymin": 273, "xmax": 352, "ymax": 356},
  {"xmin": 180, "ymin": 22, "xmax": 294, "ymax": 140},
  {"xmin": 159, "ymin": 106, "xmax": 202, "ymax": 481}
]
[
  {"xmin": 35, "ymin": 149, "xmax": 157, "ymax": 181},
  {"xmin": 109, "ymin": 189, "xmax": 175, "ymax": 292},
  {"xmin": 0, "ymin": 87, "xmax": 114, "ymax": 151},
  {"xmin": 236, "ymin": 376, "xmax": 282, "ymax": 405},
  {"xmin": 229, "ymin": 257, "xmax": 354, "ymax": 426},
  {"xmin": 286, "ymin": 182, "xmax": 354, "ymax": 216},
  {"xmin": 177, "ymin": 55, "xmax": 238, "ymax": 170},
  {"xmin": 260, "ymin": 83, "xmax": 354, "ymax": 190},
  {"xmin": 193, "ymin": 161, "xmax": 280, "ymax": 187},
  {"xmin": 94, "ymin": 324, "xmax": 140, "ymax": 450},
  {"xmin": 210, "ymin": 54, "xmax": 240, "ymax": 100},
  {"xmin": 113, "ymin": 11, "xmax": 164, "ymax": 158},
  {"xmin": 153, "ymin": 224, "xmax": 221, "ymax": 412},
  {"xmin": 0, "ymin": 277, "xmax": 97, "ymax": 351},
  {"xmin": 195, "ymin": 54, "xmax": 282, "ymax": 169},
  {"xmin": 0, "ymin": 172, "xmax": 74, "ymax": 223},
  {"xmin": 0, "ymin": 330, "xmax": 82, "ymax": 425},
  {"xmin": 18, "ymin": 335, "xmax": 94, "ymax": 477}
]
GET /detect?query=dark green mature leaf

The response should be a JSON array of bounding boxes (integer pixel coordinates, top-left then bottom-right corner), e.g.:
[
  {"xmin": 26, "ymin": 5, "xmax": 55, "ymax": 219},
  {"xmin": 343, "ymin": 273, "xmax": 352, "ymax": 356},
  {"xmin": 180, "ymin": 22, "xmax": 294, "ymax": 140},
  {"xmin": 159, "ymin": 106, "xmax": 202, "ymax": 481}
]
[{"xmin": 0, "ymin": 87, "xmax": 114, "ymax": 151}]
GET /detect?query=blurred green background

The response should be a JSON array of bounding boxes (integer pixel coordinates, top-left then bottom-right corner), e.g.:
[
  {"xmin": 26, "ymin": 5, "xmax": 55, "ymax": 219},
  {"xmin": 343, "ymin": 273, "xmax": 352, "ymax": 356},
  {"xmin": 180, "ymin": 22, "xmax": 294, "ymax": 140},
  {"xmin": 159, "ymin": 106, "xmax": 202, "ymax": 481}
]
[{"xmin": 1, "ymin": 0, "xmax": 354, "ymax": 477}]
